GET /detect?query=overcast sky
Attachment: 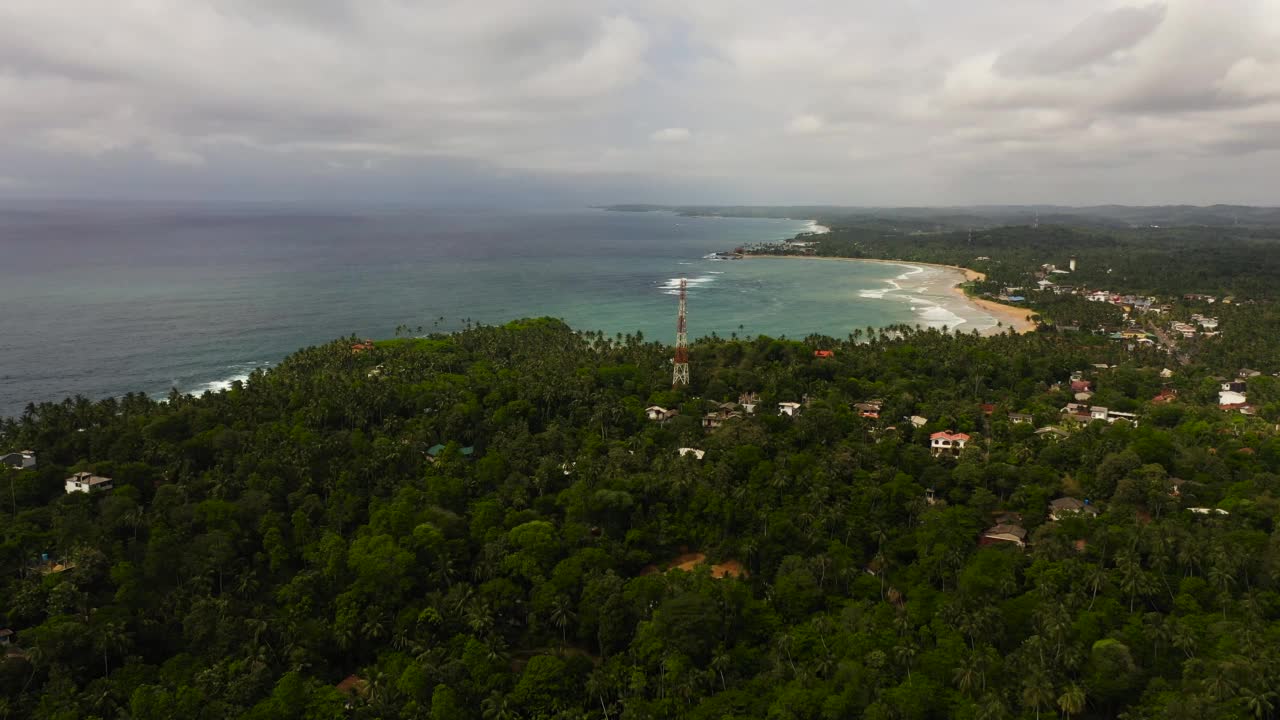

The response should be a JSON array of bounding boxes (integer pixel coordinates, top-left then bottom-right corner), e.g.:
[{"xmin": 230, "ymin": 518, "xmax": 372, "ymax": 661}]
[{"xmin": 2, "ymin": 0, "xmax": 1279, "ymax": 206}]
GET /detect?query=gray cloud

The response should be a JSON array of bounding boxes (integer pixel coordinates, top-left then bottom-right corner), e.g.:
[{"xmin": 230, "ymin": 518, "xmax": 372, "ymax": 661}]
[
  {"xmin": 995, "ymin": 4, "xmax": 1168, "ymax": 77},
  {"xmin": 0, "ymin": 0, "xmax": 1278, "ymax": 205}
]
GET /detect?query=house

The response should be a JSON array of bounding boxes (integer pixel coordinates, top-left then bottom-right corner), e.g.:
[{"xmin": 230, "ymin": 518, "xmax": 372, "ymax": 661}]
[
  {"xmin": 1191, "ymin": 314, "xmax": 1219, "ymax": 330},
  {"xmin": 64, "ymin": 472, "xmax": 113, "ymax": 494},
  {"xmin": 1218, "ymin": 390, "xmax": 1248, "ymax": 406},
  {"xmin": 1188, "ymin": 507, "xmax": 1229, "ymax": 516},
  {"xmin": 814, "ymin": 350, "xmax": 835, "ymax": 358},
  {"xmin": 1238, "ymin": 368, "xmax": 1263, "ymax": 379},
  {"xmin": 1062, "ymin": 403, "xmax": 1092, "ymax": 422},
  {"xmin": 854, "ymin": 401, "xmax": 884, "ymax": 415},
  {"xmin": 980, "ymin": 403, "xmax": 996, "ymax": 415},
  {"xmin": 1221, "ymin": 380, "xmax": 1247, "ymax": 394},
  {"xmin": 426, "ymin": 444, "xmax": 474, "ymax": 461},
  {"xmin": 1152, "ymin": 388, "xmax": 1177, "ymax": 404},
  {"xmin": 1089, "ymin": 406, "xmax": 1109, "ymax": 421},
  {"xmin": 350, "ymin": 339, "xmax": 375, "ymax": 354},
  {"xmin": 929, "ymin": 431, "xmax": 969, "ymax": 457},
  {"xmin": 1035, "ymin": 426, "xmax": 1069, "ymax": 440},
  {"xmin": 1159, "ymin": 368, "xmax": 1175, "ymax": 379},
  {"xmin": 1048, "ymin": 497, "xmax": 1100, "ymax": 521},
  {"xmin": 1107, "ymin": 410, "xmax": 1139, "ymax": 424},
  {"xmin": 1087, "ymin": 290, "xmax": 1112, "ymax": 302},
  {"xmin": 646, "ymin": 406, "xmax": 679, "ymax": 422},
  {"xmin": 1008, "ymin": 413, "xmax": 1034, "ymax": 424},
  {"xmin": 677, "ymin": 447, "xmax": 706, "ymax": 460},
  {"xmin": 778, "ymin": 402, "xmax": 803, "ymax": 417},
  {"xmin": 924, "ymin": 488, "xmax": 939, "ymax": 506},
  {"xmin": 1, "ymin": 451, "xmax": 36, "ymax": 470},
  {"xmin": 980, "ymin": 524, "xmax": 1027, "ymax": 548},
  {"xmin": 1070, "ymin": 379, "xmax": 1093, "ymax": 393},
  {"xmin": 701, "ymin": 408, "xmax": 742, "ymax": 429},
  {"xmin": 738, "ymin": 392, "xmax": 759, "ymax": 414},
  {"xmin": 909, "ymin": 415, "xmax": 928, "ymax": 428}
]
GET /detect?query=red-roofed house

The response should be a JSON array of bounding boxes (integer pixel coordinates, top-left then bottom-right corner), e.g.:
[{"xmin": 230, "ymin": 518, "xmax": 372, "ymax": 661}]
[
  {"xmin": 930, "ymin": 431, "xmax": 970, "ymax": 457},
  {"xmin": 814, "ymin": 350, "xmax": 835, "ymax": 358}
]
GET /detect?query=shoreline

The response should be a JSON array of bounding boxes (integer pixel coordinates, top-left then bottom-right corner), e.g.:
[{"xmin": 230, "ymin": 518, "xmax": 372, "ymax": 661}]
[{"xmin": 743, "ymin": 254, "xmax": 1037, "ymax": 335}]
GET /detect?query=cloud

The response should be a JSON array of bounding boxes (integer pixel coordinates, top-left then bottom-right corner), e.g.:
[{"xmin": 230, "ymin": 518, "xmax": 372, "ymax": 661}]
[
  {"xmin": 785, "ymin": 115, "xmax": 824, "ymax": 135},
  {"xmin": 650, "ymin": 127, "xmax": 691, "ymax": 142},
  {"xmin": 994, "ymin": 3, "xmax": 1168, "ymax": 77},
  {"xmin": 0, "ymin": 0, "xmax": 1278, "ymax": 204}
]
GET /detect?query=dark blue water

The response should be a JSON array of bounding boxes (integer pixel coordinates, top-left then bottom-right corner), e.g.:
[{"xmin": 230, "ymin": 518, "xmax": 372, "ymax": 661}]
[{"xmin": 0, "ymin": 203, "xmax": 980, "ymax": 417}]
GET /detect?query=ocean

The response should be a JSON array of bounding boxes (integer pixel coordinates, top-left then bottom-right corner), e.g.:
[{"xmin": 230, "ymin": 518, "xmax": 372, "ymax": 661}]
[{"xmin": 0, "ymin": 203, "xmax": 997, "ymax": 417}]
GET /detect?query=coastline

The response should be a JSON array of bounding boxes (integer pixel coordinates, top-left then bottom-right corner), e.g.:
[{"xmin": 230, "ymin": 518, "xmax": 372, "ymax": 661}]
[{"xmin": 743, "ymin": 254, "xmax": 1037, "ymax": 335}]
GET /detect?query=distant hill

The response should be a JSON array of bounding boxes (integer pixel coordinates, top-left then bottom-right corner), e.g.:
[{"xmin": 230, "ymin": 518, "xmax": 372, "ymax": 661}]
[{"xmin": 599, "ymin": 204, "xmax": 1280, "ymax": 230}]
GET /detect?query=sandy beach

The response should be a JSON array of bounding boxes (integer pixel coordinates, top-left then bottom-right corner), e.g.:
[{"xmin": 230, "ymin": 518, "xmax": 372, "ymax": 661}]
[{"xmin": 744, "ymin": 254, "xmax": 1037, "ymax": 335}]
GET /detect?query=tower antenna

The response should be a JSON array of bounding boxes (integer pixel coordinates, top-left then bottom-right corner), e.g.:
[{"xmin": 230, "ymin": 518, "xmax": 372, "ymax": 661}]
[{"xmin": 673, "ymin": 277, "xmax": 690, "ymax": 387}]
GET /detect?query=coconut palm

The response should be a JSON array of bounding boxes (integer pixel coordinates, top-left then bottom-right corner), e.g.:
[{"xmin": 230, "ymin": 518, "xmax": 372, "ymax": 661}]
[
  {"xmin": 550, "ymin": 594, "xmax": 576, "ymax": 648},
  {"xmin": 1022, "ymin": 670, "xmax": 1056, "ymax": 720},
  {"xmin": 1056, "ymin": 684, "xmax": 1086, "ymax": 718}
]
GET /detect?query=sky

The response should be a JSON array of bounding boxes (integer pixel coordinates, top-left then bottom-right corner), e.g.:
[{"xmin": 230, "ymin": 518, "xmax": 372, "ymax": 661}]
[{"xmin": 1, "ymin": 0, "xmax": 1279, "ymax": 206}]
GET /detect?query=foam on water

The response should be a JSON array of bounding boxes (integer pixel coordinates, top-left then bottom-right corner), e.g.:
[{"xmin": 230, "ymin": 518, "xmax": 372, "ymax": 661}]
[
  {"xmin": 659, "ymin": 274, "xmax": 718, "ymax": 295},
  {"xmin": 916, "ymin": 304, "xmax": 967, "ymax": 329},
  {"xmin": 186, "ymin": 362, "xmax": 269, "ymax": 396}
]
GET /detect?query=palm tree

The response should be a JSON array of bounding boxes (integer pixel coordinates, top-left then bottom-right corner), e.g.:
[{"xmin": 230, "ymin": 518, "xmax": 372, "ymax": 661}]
[
  {"xmin": 550, "ymin": 595, "xmax": 576, "ymax": 649},
  {"xmin": 481, "ymin": 690, "xmax": 515, "ymax": 720},
  {"xmin": 710, "ymin": 648, "xmax": 731, "ymax": 691},
  {"xmin": 1022, "ymin": 670, "xmax": 1056, "ymax": 720},
  {"xmin": 894, "ymin": 641, "xmax": 918, "ymax": 680},
  {"xmin": 1056, "ymin": 684, "xmax": 1086, "ymax": 718},
  {"xmin": 1083, "ymin": 563, "xmax": 1107, "ymax": 609},
  {"xmin": 93, "ymin": 621, "xmax": 131, "ymax": 677},
  {"xmin": 1240, "ymin": 685, "xmax": 1276, "ymax": 719},
  {"xmin": 952, "ymin": 655, "xmax": 977, "ymax": 696},
  {"xmin": 976, "ymin": 691, "xmax": 1009, "ymax": 720}
]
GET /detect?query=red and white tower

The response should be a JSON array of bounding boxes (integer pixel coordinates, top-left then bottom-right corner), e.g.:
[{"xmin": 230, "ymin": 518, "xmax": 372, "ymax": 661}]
[{"xmin": 673, "ymin": 277, "xmax": 690, "ymax": 387}]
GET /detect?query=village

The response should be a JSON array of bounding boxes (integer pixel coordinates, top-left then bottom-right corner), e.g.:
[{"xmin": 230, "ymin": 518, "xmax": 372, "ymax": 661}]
[{"xmin": 634, "ymin": 350, "xmax": 1254, "ymax": 558}]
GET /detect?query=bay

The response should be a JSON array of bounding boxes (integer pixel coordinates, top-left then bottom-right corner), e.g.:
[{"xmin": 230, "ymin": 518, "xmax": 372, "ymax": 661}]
[{"xmin": 0, "ymin": 204, "xmax": 995, "ymax": 416}]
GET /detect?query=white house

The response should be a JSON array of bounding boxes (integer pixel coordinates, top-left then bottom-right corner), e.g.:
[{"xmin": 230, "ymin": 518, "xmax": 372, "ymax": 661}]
[
  {"xmin": 909, "ymin": 415, "xmax": 928, "ymax": 428},
  {"xmin": 929, "ymin": 431, "xmax": 970, "ymax": 457},
  {"xmin": 65, "ymin": 472, "xmax": 113, "ymax": 494},
  {"xmin": 1219, "ymin": 390, "xmax": 1248, "ymax": 406},
  {"xmin": 646, "ymin": 406, "xmax": 678, "ymax": 422},
  {"xmin": 1, "ymin": 451, "xmax": 36, "ymax": 470},
  {"xmin": 677, "ymin": 448, "xmax": 706, "ymax": 460},
  {"xmin": 778, "ymin": 402, "xmax": 803, "ymax": 417}
]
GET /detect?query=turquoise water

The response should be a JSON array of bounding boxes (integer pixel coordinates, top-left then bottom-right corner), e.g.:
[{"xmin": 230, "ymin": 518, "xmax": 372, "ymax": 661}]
[{"xmin": 0, "ymin": 205, "xmax": 994, "ymax": 415}]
